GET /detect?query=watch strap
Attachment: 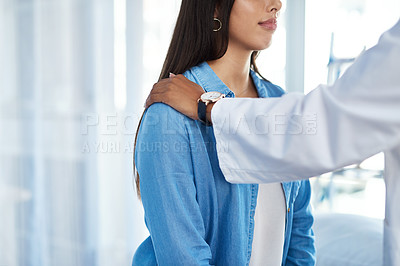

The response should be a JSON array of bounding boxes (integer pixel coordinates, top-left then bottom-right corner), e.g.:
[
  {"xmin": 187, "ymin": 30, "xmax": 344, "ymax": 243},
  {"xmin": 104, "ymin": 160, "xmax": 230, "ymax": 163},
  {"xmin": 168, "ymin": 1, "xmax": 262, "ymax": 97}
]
[{"xmin": 198, "ymin": 100, "xmax": 211, "ymax": 126}]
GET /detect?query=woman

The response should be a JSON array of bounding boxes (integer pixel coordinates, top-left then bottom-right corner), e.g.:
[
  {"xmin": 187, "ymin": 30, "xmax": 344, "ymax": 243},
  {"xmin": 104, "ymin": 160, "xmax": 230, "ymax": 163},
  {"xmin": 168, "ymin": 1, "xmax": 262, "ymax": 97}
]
[{"xmin": 133, "ymin": 0, "xmax": 315, "ymax": 265}]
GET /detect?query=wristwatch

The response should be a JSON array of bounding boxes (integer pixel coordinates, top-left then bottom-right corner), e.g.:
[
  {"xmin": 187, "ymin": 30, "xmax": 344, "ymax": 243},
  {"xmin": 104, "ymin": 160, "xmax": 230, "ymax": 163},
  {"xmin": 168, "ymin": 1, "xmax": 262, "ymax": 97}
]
[{"xmin": 197, "ymin": 91, "xmax": 225, "ymax": 126}]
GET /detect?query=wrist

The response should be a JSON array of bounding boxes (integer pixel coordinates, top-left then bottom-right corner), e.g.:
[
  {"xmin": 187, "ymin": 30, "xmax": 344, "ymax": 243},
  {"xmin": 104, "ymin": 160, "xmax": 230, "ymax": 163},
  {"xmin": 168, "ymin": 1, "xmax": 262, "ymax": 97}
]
[{"xmin": 197, "ymin": 91, "xmax": 224, "ymax": 126}]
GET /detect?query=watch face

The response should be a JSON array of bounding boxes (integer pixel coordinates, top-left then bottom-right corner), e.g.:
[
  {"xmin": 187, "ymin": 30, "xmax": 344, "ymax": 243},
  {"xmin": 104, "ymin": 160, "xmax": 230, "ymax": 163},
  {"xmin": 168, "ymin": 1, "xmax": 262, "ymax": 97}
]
[{"xmin": 201, "ymin": 91, "xmax": 223, "ymax": 101}]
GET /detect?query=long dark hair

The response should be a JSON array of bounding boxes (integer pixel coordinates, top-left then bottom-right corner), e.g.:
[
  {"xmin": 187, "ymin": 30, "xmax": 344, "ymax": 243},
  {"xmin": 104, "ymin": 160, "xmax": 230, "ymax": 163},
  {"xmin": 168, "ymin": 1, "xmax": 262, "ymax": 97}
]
[{"xmin": 134, "ymin": 0, "xmax": 266, "ymax": 199}]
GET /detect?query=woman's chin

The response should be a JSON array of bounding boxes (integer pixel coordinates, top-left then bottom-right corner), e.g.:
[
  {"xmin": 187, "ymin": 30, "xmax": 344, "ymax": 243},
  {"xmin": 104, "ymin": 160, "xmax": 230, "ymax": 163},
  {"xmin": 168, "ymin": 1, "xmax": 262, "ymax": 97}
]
[
  {"xmin": 254, "ymin": 42, "xmax": 272, "ymax": 51},
  {"xmin": 253, "ymin": 38, "xmax": 273, "ymax": 51}
]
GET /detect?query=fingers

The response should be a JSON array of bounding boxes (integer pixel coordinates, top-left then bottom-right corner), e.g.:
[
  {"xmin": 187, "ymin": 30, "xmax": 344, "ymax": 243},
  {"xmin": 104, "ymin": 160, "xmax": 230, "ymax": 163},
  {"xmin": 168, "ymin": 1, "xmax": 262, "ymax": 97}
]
[
  {"xmin": 145, "ymin": 76, "xmax": 177, "ymax": 108},
  {"xmin": 145, "ymin": 79, "xmax": 174, "ymax": 108},
  {"xmin": 144, "ymin": 73, "xmax": 201, "ymax": 109},
  {"xmin": 145, "ymin": 86, "xmax": 162, "ymax": 108},
  {"xmin": 145, "ymin": 91, "xmax": 165, "ymax": 109}
]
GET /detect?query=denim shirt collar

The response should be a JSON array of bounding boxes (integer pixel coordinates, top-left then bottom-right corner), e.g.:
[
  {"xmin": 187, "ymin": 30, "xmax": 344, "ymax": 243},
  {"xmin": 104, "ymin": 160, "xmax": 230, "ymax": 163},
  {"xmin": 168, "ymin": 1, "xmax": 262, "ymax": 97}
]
[{"xmin": 191, "ymin": 61, "xmax": 269, "ymax": 98}]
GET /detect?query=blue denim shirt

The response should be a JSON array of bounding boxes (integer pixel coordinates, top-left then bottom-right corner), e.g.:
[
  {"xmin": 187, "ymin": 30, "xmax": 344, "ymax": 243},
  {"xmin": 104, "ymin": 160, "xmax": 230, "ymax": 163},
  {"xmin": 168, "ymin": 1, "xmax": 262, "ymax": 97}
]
[{"xmin": 133, "ymin": 62, "xmax": 315, "ymax": 266}]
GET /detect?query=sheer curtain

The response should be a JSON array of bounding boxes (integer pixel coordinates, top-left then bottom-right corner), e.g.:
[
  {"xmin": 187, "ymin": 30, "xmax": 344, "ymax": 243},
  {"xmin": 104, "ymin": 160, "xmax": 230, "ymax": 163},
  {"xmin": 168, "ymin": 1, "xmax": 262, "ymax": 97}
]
[{"xmin": 0, "ymin": 0, "xmax": 148, "ymax": 265}]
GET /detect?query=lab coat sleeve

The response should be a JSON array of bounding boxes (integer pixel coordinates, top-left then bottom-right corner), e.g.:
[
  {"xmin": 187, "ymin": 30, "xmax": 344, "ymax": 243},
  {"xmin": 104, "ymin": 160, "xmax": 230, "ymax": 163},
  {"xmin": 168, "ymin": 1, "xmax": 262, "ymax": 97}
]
[
  {"xmin": 383, "ymin": 145, "xmax": 400, "ymax": 265},
  {"xmin": 212, "ymin": 19, "xmax": 400, "ymax": 184}
]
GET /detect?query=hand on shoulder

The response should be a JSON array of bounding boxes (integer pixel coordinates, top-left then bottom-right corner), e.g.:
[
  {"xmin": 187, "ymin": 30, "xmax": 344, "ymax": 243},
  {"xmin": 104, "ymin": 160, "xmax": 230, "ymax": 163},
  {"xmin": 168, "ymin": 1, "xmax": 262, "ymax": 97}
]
[{"xmin": 145, "ymin": 74, "xmax": 204, "ymax": 120}]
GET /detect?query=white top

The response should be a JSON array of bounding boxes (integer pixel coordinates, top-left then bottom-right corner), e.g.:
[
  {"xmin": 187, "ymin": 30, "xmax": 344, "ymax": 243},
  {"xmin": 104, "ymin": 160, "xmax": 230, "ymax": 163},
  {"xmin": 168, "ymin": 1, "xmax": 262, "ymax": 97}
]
[
  {"xmin": 212, "ymin": 19, "xmax": 400, "ymax": 265},
  {"xmin": 249, "ymin": 183, "xmax": 286, "ymax": 266}
]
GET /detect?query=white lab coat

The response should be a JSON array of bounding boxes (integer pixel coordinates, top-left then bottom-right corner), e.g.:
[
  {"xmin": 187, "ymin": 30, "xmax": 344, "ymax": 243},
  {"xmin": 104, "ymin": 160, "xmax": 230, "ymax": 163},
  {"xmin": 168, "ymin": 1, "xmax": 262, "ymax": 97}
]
[{"xmin": 212, "ymin": 19, "xmax": 400, "ymax": 265}]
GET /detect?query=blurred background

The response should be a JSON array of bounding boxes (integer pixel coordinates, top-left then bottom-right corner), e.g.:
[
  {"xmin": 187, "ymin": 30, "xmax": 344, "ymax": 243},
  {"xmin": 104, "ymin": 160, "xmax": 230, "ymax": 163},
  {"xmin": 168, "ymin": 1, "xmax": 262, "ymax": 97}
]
[{"xmin": 0, "ymin": 0, "xmax": 399, "ymax": 265}]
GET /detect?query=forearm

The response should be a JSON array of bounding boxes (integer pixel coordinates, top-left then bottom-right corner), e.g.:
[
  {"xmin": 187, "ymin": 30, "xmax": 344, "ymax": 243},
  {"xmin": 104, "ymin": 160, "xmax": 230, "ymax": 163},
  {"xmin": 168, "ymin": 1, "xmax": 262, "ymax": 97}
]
[
  {"xmin": 137, "ymin": 103, "xmax": 213, "ymax": 265},
  {"xmin": 141, "ymin": 176, "xmax": 213, "ymax": 265},
  {"xmin": 141, "ymin": 175, "xmax": 213, "ymax": 265},
  {"xmin": 286, "ymin": 181, "xmax": 315, "ymax": 265},
  {"xmin": 212, "ymin": 19, "xmax": 400, "ymax": 184}
]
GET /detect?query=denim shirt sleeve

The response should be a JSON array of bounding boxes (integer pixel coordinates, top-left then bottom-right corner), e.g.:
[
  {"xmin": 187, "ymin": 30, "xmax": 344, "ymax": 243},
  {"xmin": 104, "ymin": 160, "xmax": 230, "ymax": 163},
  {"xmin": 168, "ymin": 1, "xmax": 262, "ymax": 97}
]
[
  {"xmin": 286, "ymin": 180, "xmax": 316, "ymax": 265},
  {"xmin": 135, "ymin": 103, "xmax": 213, "ymax": 266}
]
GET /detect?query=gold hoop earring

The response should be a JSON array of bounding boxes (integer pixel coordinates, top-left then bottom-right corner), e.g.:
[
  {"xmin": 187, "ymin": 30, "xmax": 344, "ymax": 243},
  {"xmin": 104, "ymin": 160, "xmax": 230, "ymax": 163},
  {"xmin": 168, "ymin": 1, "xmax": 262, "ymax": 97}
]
[{"xmin": 213, "ymin": 18, "xmax": 222, "ymax": 32}]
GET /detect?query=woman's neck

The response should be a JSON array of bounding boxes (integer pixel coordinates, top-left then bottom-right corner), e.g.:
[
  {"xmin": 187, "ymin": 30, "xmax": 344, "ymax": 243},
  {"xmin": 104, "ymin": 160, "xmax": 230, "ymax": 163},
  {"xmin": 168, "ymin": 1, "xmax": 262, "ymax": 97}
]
[{"xmin": 208, "ymin": 46, "xmax": 257, "ymax": 97}]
